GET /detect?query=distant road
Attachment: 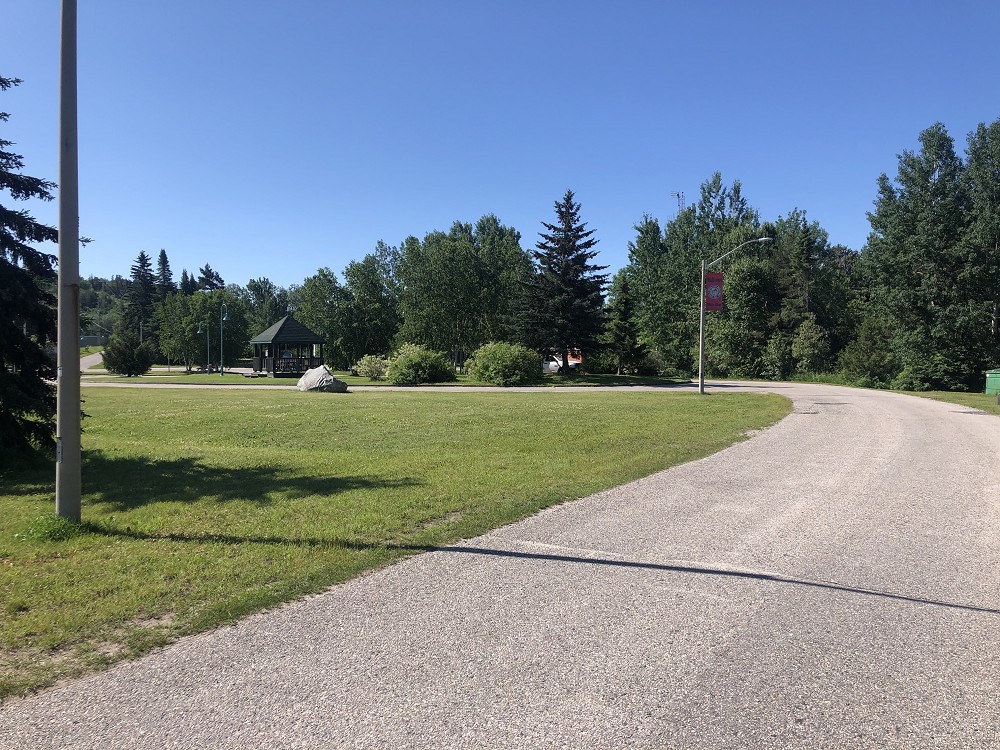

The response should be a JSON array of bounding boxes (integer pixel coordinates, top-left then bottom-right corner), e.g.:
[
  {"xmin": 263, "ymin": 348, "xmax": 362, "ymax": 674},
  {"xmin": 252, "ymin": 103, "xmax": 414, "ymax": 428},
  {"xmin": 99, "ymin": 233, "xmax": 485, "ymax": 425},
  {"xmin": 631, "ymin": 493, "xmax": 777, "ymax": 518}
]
[
  {"xmin": 3, "ymin": 382, "xmax": 999, "ymax": 749},
  {"xmin": 78, "ymin": 351, "xmax": 103, "ymax": 371}
]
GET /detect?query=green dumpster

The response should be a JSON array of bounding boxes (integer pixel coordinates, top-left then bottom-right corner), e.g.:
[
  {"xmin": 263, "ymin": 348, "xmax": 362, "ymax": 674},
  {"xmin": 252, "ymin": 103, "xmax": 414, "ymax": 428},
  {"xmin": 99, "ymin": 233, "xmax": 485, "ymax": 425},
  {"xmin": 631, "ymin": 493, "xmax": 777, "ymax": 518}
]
[{"xmin": 987, "ymin": 369, "xmax": 1000, "ymax": 396}]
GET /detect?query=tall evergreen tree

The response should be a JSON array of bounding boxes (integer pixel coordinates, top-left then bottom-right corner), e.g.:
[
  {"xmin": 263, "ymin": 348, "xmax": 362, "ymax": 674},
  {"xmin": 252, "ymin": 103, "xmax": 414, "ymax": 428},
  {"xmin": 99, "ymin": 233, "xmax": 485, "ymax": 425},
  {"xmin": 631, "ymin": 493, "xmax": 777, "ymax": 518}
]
[
  {"xmin": 123, "ymin": 250, "xmax": 156, "ymax": 342},
  {"xmin": 603, "ymin": 270, "xmax": 647, "ymax": 374},
  {"xmin": 520, "ymin": 190, "xmax": 608, "ymax": 371},
  {"xmin": 197, "ymin": 263, "xmax": 224, "ymax": 290},
  {"xmin": 179, "ymin": 268, "xmax": 198, "ymax": 295},
  {"xmin": 155, "ymin": 248, "xmax": 176, "ymax": 302},
  {"xmin": 0, "ymin": 76, "xmax": 58, "ymax": 463}
]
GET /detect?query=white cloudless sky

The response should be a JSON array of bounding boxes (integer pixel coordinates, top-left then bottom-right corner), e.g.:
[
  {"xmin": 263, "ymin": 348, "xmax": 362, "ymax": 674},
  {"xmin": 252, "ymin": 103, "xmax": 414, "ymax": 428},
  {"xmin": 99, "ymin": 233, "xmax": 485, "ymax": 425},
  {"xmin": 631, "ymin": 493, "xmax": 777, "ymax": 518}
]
[{"xmin": 4, "ymin": 0, "xmax": 1000, "ymax": 289}]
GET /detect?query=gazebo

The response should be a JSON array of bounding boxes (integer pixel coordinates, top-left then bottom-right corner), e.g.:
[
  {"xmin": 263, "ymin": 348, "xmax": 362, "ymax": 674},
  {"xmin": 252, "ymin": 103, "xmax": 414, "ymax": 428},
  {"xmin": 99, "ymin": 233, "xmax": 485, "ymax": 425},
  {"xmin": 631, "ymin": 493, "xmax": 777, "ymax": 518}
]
[{"xmin": 250, "ymin": 316, "xmax": 326, "ymax": 377}]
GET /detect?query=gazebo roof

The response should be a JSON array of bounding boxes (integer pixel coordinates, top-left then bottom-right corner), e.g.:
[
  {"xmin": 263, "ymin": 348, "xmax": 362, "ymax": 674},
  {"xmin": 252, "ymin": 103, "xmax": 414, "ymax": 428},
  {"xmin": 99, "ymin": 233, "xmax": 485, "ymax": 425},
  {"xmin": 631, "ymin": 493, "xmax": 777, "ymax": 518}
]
[{"xmin": 250, "ymin": 316, "xmax": 325, "ymax": 345}]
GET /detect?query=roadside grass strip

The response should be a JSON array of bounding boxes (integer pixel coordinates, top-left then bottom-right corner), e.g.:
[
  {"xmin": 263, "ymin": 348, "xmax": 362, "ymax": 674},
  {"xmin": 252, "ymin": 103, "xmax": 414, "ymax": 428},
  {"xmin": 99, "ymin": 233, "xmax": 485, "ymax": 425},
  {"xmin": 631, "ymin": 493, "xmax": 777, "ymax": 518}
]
[
  {"xmin": 1, "ymin": 388, "xmax": 789, "ymax": 699},
  {"xmin": 913, "ymin": 390, "xmax": 1000, "ymax": 416}
]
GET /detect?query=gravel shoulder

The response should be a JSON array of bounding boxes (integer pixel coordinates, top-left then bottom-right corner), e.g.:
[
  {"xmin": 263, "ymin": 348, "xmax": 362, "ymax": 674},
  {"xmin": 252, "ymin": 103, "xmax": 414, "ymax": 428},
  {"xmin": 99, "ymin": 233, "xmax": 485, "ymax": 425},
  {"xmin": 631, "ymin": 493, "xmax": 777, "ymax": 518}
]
[{"xmin": 3, "ymin": 382, "xmax": 999, "ymax": 749}]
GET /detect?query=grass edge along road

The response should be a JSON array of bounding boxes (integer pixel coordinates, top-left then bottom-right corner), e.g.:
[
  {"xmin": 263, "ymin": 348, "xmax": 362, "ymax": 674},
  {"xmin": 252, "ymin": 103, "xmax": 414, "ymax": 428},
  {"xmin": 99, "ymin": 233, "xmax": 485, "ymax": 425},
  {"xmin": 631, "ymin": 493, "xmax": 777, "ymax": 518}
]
[
  {"xmin": 81, "ymin": 369, "xmax": 687, "ymax": 388},
  {"xmin": 1, "ymin": 388, "xmax": 789, "ymax": 701}
]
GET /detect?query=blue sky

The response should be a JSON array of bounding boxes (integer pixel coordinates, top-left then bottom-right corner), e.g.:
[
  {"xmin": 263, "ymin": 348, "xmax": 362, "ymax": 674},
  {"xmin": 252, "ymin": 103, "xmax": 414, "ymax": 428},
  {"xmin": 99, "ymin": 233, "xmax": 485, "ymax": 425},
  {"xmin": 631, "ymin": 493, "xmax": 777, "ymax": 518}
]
[{"xmin": 5, "ymin": 1, "xmax": 999, "ymax": 289}]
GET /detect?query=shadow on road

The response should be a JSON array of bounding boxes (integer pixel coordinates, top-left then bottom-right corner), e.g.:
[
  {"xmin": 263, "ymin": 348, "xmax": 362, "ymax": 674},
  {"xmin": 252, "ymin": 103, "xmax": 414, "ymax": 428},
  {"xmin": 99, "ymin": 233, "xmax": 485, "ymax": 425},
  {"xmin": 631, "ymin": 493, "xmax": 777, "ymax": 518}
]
[
  {"xmin": 438, "ymin": 544, "xmax": 1000, "ymax": 616},
  {"xmin": 72, "ymin": 523, "xmax": 998, "ymax": 617}
]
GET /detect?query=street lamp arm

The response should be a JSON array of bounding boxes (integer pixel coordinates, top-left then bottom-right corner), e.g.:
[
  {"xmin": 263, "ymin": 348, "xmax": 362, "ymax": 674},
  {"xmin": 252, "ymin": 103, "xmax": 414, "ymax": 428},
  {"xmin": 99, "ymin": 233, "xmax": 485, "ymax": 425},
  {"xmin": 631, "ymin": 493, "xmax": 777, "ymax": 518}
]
[{"xmin": 706, "ymin": 237, "xmax": 773, "ymax": 269}]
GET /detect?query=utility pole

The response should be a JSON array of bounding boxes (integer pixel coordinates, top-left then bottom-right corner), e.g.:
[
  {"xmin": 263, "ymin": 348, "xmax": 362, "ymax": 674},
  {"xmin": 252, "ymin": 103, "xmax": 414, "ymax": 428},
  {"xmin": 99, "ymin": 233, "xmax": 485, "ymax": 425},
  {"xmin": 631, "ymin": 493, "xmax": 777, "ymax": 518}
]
[{"xmin": 55, "ymin": 0, "xmax": 81, "ymax": 521}]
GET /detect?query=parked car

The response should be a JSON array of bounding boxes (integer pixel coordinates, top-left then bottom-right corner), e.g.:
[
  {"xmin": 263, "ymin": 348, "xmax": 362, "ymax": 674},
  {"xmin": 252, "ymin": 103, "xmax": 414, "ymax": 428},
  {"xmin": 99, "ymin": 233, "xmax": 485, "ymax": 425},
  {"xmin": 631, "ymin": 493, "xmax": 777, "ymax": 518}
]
[{"xmin": 542, "ymin": 354, "xmax": 580, "ymax": 374}]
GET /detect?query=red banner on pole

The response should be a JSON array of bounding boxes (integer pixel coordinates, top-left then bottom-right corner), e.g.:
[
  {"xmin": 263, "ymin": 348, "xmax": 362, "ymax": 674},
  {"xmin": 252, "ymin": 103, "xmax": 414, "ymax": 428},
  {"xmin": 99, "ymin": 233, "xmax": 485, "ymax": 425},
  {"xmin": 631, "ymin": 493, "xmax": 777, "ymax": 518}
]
[{"xmin": 705, "ymin": 272, "xmax": 724, "ymax": 311}]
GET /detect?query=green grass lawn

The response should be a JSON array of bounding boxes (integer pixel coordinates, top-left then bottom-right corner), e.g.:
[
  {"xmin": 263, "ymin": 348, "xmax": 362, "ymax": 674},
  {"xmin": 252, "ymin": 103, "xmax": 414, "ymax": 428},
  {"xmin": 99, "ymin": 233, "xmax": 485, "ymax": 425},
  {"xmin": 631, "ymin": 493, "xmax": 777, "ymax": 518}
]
[
  {"xmin": 81, "ymin": 370, "xmax": 688, "ymax": 388},
  {"xmin": 911, "ymin": 390, "xmax": 1000, "ymax": 416},
  {"xmin": 1, "ymin": 387, "xmax": 788, "ymax": 699}
]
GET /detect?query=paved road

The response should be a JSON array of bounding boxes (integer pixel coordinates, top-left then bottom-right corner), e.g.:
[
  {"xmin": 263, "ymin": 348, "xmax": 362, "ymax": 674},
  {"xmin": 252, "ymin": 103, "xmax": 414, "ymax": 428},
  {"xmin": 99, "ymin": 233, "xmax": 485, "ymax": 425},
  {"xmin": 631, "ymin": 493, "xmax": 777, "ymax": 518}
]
[
  {"xmin": 3, "ymin": 382, "xmax": 999, "ymax": 749},
  {"xmin": 79, "ymin": 351, "xmax": 104, "ymax": 371}
]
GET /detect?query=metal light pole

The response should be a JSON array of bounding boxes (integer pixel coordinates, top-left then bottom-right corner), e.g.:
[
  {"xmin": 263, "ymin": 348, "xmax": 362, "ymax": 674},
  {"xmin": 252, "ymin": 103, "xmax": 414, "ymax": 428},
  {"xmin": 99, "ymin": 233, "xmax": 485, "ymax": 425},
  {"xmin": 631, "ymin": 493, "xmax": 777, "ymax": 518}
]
[
  {"xmin": 55, "ymin": 0, "xmax": 81, "ymax": 521},
  {"xmin": 219, "ymin": 304, "xmax": 229, "ymax": 376},
  {"xmin": 698, "ymin": 237, "xmax": 772, "ymax": 395},
  {"xmin": 197, "ymin": 321, "xmax": 209, "ymax": 371}
]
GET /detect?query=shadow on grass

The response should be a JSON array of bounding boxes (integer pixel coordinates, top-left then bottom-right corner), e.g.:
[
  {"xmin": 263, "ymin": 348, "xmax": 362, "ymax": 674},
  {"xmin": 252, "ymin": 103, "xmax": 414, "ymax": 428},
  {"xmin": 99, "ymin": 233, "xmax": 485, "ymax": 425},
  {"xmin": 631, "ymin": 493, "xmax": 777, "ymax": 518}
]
[
  {"xmin": 81, "ymin": 450, "xmax": 421, "ymax": 510},
  {"xmin": 81, "ymin": 522, "xmax": 437, "ymax": 551}
]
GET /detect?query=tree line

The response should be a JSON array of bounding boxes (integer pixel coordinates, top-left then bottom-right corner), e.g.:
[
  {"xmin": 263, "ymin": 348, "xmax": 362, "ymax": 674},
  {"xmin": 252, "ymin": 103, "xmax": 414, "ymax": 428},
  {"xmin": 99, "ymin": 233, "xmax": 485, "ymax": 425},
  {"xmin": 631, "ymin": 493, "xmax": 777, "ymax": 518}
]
[
  {"xmin": 88, "ymin": 191, "xmax": 610, "ymax": 377},
  {"xmin": 3, "ymin": 67, "xmax": 1000, "ymax": 462},
  {"xmin": 94, "ymin": 118, "xmax": 1000, "ymax": 392}
]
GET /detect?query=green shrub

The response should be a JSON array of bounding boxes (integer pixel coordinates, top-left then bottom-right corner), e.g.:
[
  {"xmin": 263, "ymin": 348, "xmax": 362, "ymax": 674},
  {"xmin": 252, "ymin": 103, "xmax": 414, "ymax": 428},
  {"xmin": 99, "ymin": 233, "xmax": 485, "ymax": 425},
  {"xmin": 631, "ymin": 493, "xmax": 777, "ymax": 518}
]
[
  {"xmin": 791, "ymin": 315, "xmax": 831, "ymax": 375},
  {"xmin": 354, "ymin": 354, "xmax": 390, "ymax": 381},
  {"xmin": 102, "ymin": 331, "xmax": 155, "ymax": 377},
  {"xmin": 580, "ymin": 349, "xmax": 616, "ymax": 375},
  {"xmin": 469, "ymin": 342, "xmax": 542, "ymax": 386},
  {"xmin": 837, "ymin": 315, "xmax": 898, "ymax": 388},
  {"xmin": 762, "ymin": 332, "xmax": 793, "ymax": 380},
  {"xmin": 387, "ymin": 344, "xmax": 456, "ymax": 385}
]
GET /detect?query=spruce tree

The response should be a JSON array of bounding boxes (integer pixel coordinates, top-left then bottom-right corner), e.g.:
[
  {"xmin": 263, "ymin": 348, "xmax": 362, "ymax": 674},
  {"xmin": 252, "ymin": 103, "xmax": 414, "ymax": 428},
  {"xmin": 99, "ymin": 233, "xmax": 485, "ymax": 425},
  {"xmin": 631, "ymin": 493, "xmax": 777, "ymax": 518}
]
[
  {"xmin": 521, "ymin": 190, "xmax": 608, "ymax": 371},
  {"xmin": 124, "ymin": 250, "xmax": 156, "ymax": 342},
  {"xmin": 603, "ymin": 270, "xmax": 647, "ymax": 374},
  {"xmin": 179, "ymin": 269, "xmax": 198, "ymax": 295},
  {"xmin": 0, "ymin": 76, "xmax": 58, "ymax": 463},
  {"xmin": 197, "ymin": 263, "xmax": 224, "ymax": 290},
  {"xmin": 155, "ymin": 248, "xmax": 176, "ymax": 302}
]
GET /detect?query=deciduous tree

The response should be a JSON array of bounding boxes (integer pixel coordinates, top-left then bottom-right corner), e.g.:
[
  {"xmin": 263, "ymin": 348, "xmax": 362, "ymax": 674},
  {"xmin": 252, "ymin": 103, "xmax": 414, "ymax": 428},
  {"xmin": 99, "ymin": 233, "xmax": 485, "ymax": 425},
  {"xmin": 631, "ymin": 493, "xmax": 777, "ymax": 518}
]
[
  {"xmin": 863, "ymin": 123, "xmax": 977, "ymax": 389},
  {"xmin": 341, "ymin": 242, "xmax": 401, "ymax": 365}
]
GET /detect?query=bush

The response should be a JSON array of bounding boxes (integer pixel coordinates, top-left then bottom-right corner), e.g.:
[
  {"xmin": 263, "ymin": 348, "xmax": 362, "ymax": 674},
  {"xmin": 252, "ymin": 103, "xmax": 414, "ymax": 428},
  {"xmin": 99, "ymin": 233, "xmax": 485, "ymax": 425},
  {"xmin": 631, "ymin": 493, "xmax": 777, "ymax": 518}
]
[
  {"xmin": 762, "ymin": 332, "xmax": 793, "ymax": 380},
  {"xmin": 387, "ymin": 344, "xmax": 456, "ymax": 385},
  {"xmin": 354, "ymin": 354, "xmax": 390, "ymax": 381},
  {"xmin": 837, "ymin": 315, "xmax": 898, "ymax": 388},
  {"xmin": 102, "ymin": 330, "xmax": 155, "ymax": 377},
  {"xmin": 581, "ymin": 349, "xmax": 617, "ymax": 375},
  {"xmin": 791, "ymin": 315, "xmax": 831, "ymax": 375},
  {"xmin": 469, "ymin": 342, "xmax": 542, "ymax": 386}
]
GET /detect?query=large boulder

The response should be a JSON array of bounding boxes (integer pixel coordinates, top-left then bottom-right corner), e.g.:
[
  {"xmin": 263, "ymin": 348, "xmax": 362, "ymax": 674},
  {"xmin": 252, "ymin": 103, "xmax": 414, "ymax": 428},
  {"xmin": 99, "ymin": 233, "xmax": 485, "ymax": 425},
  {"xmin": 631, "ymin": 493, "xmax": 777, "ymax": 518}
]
[{"xmin": 296, "ymin": 365, "xmax": 348, "ymax": 393}]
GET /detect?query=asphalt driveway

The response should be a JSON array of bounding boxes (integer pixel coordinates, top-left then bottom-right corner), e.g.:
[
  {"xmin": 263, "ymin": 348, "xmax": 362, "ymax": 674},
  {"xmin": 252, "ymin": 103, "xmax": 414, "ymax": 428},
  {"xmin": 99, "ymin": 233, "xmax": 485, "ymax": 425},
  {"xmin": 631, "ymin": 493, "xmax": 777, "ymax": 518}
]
[{"xmin": 2, "ymin": 382, "xmax": 998, "ymax": 749}]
